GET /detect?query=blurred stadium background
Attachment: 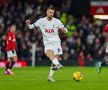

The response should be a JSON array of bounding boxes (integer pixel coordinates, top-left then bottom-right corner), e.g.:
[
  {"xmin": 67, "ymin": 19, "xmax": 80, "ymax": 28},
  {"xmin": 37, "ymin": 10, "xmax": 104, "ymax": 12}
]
[{"xmin": 0, "ymin": 0, "xmax": 108, "ymax": 67}]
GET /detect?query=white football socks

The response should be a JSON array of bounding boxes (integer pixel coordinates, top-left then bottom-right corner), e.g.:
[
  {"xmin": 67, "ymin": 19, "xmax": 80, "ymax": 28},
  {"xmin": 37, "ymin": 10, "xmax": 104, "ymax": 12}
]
[
  {"xmin": 48, "ymin": 58, "xmax": 60, "ymax": 77},
  {"xmin": 48, "ymin": 66, "xmax": 55, "ymax": 77},
  {"xmin": 52, "ymin": 58, "xmax": 60, "ymax": 66}
]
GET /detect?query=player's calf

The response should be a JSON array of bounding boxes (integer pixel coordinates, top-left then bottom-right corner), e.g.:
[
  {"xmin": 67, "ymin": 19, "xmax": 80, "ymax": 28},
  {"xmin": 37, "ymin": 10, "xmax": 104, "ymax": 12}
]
[
  {"xmin": 98, "ymin": 62, "xmax": 102, "ymax": 73},
  {"xmin": 98, "ymin": 55, "xmax": 108, "ymax": 73},
  {"xmin": 5, "ymin": 57, "xmax": 12, "ymax": 71}
]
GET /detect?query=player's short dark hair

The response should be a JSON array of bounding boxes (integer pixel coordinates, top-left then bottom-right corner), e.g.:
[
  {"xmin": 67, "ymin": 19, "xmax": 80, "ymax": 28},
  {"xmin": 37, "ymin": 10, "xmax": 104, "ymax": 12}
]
[
  {"xmin": 47, "ymin": 5, "xmax": 55, "ymax": 10},
  {"xmin": 10, "ymin": 24, "xmax": 16, "ymax": 27}
]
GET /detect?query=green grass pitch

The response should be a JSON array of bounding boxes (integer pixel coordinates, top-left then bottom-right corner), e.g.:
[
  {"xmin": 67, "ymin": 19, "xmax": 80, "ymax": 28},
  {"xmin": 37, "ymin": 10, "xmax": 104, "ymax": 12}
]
[{"xmin": 0, "ymin": 67, "xmax": 108, "ymax": 90}]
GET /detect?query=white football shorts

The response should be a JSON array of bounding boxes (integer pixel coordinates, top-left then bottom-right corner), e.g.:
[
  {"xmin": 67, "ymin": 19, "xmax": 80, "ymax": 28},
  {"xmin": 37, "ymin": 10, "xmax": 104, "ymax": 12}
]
[
  {"xmin": 44, "ymin": 41, "xmax": 63, "ymax": 55},
  {"xmin": 7, "ymin": 50, "xmax": 17, "ymax": 58}
]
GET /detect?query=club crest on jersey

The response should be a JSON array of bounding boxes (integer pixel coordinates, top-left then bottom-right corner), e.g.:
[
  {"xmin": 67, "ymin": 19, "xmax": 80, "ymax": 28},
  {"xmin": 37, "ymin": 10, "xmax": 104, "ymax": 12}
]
[
  {"xmin": 57, "ymin": 48, "xmax": 60, "ymax": 53},
  {"xmin": 45, "ymin": 29, "xmax": 54, "ymax": 33}
]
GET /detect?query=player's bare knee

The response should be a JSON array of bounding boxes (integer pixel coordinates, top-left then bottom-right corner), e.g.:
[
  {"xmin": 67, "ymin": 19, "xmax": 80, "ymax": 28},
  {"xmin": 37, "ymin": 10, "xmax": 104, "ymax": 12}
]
[
  {"xmin": 54, "ymin": 55, "xmax": 59, "ymax": 59},
  {"xmin": 46, "ymin": 54, "xmax": 54, "ymax": 61},
  {"xmin": 7, "ymin": 58, "xmax": 11, "ymax": 62},
  {"xmin": 13, "ymin": 56, "xmax": 18, "ymax": 62}
]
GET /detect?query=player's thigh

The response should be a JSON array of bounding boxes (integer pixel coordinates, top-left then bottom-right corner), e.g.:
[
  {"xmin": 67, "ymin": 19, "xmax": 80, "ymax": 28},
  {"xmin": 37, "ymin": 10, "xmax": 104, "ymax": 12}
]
[
  {"xmin": 44, "ymin": 44, "xmax": 55, "ymax": 60},
  {"xmin": 45, "ymin": 49, "xmax": 55, "ymax": 60}
]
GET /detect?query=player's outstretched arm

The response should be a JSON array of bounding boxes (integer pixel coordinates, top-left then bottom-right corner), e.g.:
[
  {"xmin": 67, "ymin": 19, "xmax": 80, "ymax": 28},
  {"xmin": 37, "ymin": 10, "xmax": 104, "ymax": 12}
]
[
  {"xmin": 57, "ymin": 19, "xmax": 68, "ymax": 33},
  {"xmin": 25, "ymin": 19, "xmax": 35, "ymax": 29}
]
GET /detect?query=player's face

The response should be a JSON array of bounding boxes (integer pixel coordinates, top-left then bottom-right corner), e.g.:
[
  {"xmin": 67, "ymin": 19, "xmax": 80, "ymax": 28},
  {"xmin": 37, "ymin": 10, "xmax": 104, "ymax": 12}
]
[
  {"xmin": 46, "ymin": 9, "xmax": 54, "ymax": 19},
  {"xmin": 10, "ymin": 25, "xmax": 16, "ymax": 33}
]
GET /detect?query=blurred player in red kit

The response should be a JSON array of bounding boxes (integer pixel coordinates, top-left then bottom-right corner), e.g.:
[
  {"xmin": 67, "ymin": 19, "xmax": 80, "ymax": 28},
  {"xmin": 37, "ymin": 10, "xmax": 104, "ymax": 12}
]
[
  {"xmin": 98, "ymin": 24, "xmax": 108, "ymax": 73},
  {"xmin": 5, "ymin": 24, "xmax": 18, "ymax": 75}
]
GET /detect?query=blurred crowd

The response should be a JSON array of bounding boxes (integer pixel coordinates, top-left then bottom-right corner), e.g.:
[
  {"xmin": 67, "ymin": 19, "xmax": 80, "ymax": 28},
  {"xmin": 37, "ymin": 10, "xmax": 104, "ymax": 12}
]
[{"xmin": 0, "ymin": 0, "xmax": 108, "ymax": 66}]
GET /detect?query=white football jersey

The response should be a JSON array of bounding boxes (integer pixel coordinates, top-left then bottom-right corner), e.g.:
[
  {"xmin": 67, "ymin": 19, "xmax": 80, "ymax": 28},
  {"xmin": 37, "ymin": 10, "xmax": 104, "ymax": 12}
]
[{"xmin": 33, "ymin": 17, "xmax": 64, "ymax": 45}]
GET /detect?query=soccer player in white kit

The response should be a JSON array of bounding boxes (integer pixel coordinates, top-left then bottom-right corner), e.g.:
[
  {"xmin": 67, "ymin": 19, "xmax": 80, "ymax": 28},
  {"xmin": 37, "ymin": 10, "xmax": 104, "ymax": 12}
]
[{"xmin": 26, "ymin": 5, "xmax": 68, "ymax": 82}]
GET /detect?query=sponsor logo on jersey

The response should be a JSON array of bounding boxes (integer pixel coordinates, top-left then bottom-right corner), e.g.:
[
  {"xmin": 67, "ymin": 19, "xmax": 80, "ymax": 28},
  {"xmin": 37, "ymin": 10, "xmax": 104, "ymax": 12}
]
[{"xmin": 45, "ymin": 29, "xmax": 54, "ymax": 33}]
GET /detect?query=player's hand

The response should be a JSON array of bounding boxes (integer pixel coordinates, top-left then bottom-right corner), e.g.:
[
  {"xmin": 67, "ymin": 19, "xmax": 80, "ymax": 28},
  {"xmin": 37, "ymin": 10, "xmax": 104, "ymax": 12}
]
[
  {"xmin": 61, "ymin": 28, "xmax": 68, "ymax": 33},
  {"xmin": 26, "ymin": 20, "xmax": 31, "ymax": 24}
]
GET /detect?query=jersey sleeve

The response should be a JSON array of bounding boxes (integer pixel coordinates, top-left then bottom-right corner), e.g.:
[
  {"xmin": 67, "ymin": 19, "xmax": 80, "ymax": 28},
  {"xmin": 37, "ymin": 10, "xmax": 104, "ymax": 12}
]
[
  {"xmin": 57, "ymin": 19, "xmax": 64, "ymax": 29},
  {"xmin": 33, "ymin": 19, "xmax": 41, "ymax": 28},
  {"xmin": 6, "ymin": 33, "xmax": 12, "ymax": 48},
  {"xmin": 7, "ymin": 33, "xmax": 12, "ymax": 41},
  {"xmin": 28, "ymin": 19, "xmax": 41, "ymax": 29}
]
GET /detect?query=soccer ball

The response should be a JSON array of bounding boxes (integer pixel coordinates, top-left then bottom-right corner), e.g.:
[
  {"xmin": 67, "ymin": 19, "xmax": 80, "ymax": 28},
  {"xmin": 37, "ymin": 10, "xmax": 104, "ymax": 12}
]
[{"xmin": 72, "ymin": 71, "xmax": 83, "ymax": 81}]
